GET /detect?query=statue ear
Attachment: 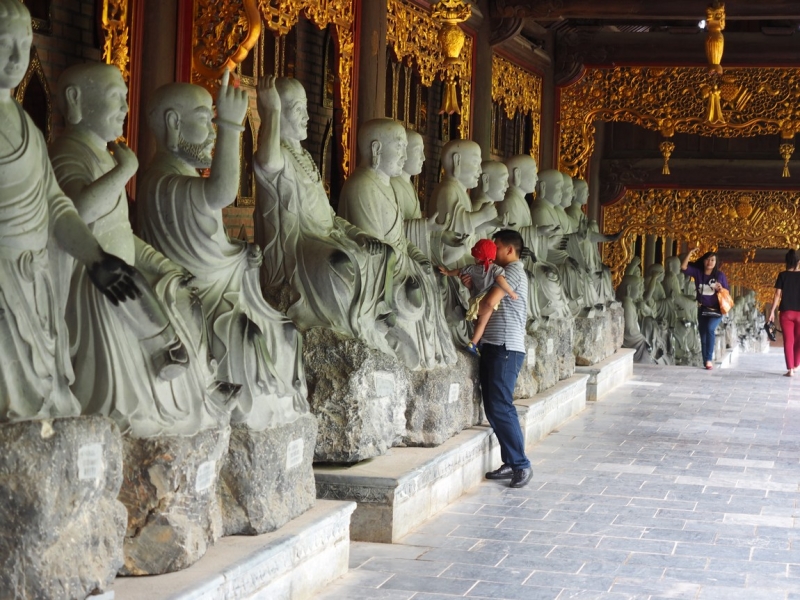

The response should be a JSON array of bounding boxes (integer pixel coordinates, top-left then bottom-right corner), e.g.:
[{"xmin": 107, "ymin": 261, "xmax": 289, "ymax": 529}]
[
  {"xmin": 536, "ymin": 180, "xmax": 546, "ymax": 198},
  {"xmin": 64, "ymin": 86, "xmax": 82, "ymax": 125},
  {"xmin": 452, "ymin": 152, "xmax": 461, "ymax": 176},
  {"xmin": 480, "ymin": 172, "xmax": 489, "ymax": 191},
  {"xmin": 165, "ymin": 109, "xmax": 180, "ymax": 151},
  {"xmin": 370, "ymin": 140, "xmax": 382, "ymax": 169},
  {"xmin": 512, "ymin": 167, "xmax": 521, "ymax": 187}
]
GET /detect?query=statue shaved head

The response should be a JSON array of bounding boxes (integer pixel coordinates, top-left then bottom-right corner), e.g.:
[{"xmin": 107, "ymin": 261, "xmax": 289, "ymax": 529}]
[
  {"xmin": 480, "ymin": 160, "xmax": 509, "ymax": 202},
  {"xmin": 147, "ymin": 83, "xmax": 215, "ymax": 168},
  {"xmin": 572, "ymin": 178, "xmax": 589, "ymax": 205},
  {"xmin": 58, "ymin": 63, "xmax": 128, "ymax": 141},
  {"xmin": 0, "ymin": 0, "xmax": 29, "ymax": 19},
  {"xmin": 275, "ymin": 77, "xmax": 309, "ymax": 142},
  {"xmin": 504, "ymin": 154, "xmax": 537, "ymax": 194},
  {"xmin": 358, "ymin": 118, "xmax": 407, "ymax": 178},
  {"xmin": 403, "ymin": 128, "xmax": 425, "ymax": 177},
  {"xmin": 537, "ymin": 169, "xmax": 563, "ymax": 206},
  {"xmin": 0, "ymin": 0, "xmax": 32, "ymax": 91},
  {"xmin": 441, "ymin": 139, "xmax": 482, "ymax": 189}
]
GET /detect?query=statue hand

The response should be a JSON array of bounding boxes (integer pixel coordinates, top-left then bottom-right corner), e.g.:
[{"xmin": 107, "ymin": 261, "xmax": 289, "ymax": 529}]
[
  {"xmin": 479, "ymin": 202, "xmax": 498, "ymax": 222},
  {"xmin": 216, "ymin": 69, "xmax": 249, "ymax": 127},
  {"xmin": 427, "ymin": 211, "xmax": 451, "ymax": 232},
  {"xmin": 441, "ymin": 230, "xmax": 468, "ymax": 247},
  {"xmin": 109, "ymin": 141, "xmax": 138, "ymax": 179},
  {"xmin": 178, "ymin": 268, "xmax": 196, "ymax": 287},
  {"xmin": 257, "ymin": 74, "xmax": 281, "ymax": 119},
  {"xmin": 559, "ymin": 237, "xmax": 569, "ymax": 251},
  {"xmin": 355, "ymin": 233, "xmax": 384, "ymax": 255},
  {"xmin": 87, "ymin": 251, "xmax": 141, "ymax": 306},
  {"xmin": 247, "ymin": 243, "xmax": 263, "ymax": 268}
]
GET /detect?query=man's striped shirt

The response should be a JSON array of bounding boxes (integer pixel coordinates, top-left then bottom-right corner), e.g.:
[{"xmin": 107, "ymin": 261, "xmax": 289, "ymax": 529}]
[{"xmin": 482, "ymin": 259, "xmax": 528, "ymax": 353}]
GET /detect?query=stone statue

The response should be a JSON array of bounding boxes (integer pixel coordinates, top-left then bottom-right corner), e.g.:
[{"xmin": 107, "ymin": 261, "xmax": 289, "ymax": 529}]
[
  {"xmin": 474, "ymin": 160, "xmax": 509, "ymax": 212},
  {"xmin": 643, "ymin": 263, "xmax": 675, "ymax": 365},
  {"xmin": 49, "ymin": 63, "xmax": 233, "ymax": 437},
  {"xmin": 338, "ymin": 117, "xmax": 458, "ymax": 368},
  {"xmin": 392, "ymin": 128, "xmax": 423, "ymax": 221},
  {"xmin": 531, "ymin": 169, "xmax": 591, "ymax": 316},
  {"xmin": 0, "ymin": 3, "xmax": 139, "ymax": 423},
  {"xmin": 616, "ymin": 262, "xmax": 652, "ymax": 363},
  {"xmin": 664, "ymin": 256, "xmax": 701, "ymax": 364},
  {"xmin": 499, "ymin": 155, "xmax": 571, "ymax": 324},
  {"xmin": 253, "ymin": 77, "xmax": 407, "ymax": 362},
  {"xmin": 139, "ymin": 73, "xmax": 308, "ymax": 430}
]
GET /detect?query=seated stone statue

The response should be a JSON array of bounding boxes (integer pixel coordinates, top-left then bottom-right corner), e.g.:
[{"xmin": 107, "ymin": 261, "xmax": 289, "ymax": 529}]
[
  {"xmin": 392, "ymin": 128, "xmax": 424, "ymax": 221},
  {"xmin": 253, "ymin": 76, "xmax": 402, "ymax": 360},
  {"xmin": 664, "ymin": 255, "xmax": 701, "ymax": 364},
  {"xmin": 643, "ymin": 263, "xmax": 675, "ymax": 365},
  {"xmin": 0, "ymin": 2, "xmax": 138, "ymax": 423},
  {"xmin": 49, "ymin": 63, "xmax": 234, "ymax": 437},
  {"xmin": 616, "ymin": 264, "xmax": 652, "ymax": 363},
  {"xmin": 139, "ymin": 73, "xmax": 308, "ymax": 430},
  {"xmin": 499, "ymin": 155, "xmax": 571, "ymax": 323},
  {"xmin": 338, "ymin": 117, "xmax": 458, "ymax": 368}
]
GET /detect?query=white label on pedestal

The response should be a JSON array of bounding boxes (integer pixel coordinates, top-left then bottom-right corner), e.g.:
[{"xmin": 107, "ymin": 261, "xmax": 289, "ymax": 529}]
[
  {"xmin": 195, "ymin": 460, "xmax": 215, "ymax": 492},
  {"xmin": 286, "ymin": 438, "xmax": 304, "ymax": 470},
  {"xmin": 78, "ymin": 443, "xmax": 103, "ymax": 480},
  {"xmin": 527, "ymin": 351, "xmax": 535, "ymax": 367},
  {"xmin": 447, "ymin": 383, "xmax": 460, "ymax": 404},
  {"xmin": 374, "ymin": 372, "xmax": 395, "ymax": 398},
  {"xmin": 594, "ymin": 327, "xmax": 603, "ymax": 342},
  {"xmin": 547, "ymin": 339, "xmax": 554, "ymax": 354}
]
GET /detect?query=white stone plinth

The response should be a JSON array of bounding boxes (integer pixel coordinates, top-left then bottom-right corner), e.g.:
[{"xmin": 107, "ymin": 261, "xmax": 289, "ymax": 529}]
[
  {"xmin": 111, "ymin": 500, "xmax": 355, "ymax": 600},
  {"xmin": 574, "ymin": 348, "xmax": 635, "ymax": 402},
  {"xmin": 515, "ymin": 373, "xmax": 588, "ymax": 442}
]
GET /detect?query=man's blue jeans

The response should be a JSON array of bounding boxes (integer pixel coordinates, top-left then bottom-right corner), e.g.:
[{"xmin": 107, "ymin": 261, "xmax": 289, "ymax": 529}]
[
  {"xmin": 698, "ymin": 314, "xmax": 722, "ymax": 364},
  {"xmin": 479, "ymin": 343, "xmax": 531, "ymax": 470}
]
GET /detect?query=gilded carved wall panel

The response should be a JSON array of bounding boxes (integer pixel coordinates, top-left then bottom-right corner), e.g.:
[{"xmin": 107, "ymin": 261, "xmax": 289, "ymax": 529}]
[
  {"xmin": 723, "ymin": 262, "xmax": 783, "ymax": 310},
  {"xmin": 601, "ymin": 188, "xmax": 800, "ymax": 293},
  {"xmin": 101, "ymin": 0, "xmax": 133, "ymax": 82},
  {"xmin": 558, "ymin": 66, "xmax": 800, "ymax": 176},
  {"xmin": 491, "ymin": 53, "xmax": 542, "ymax": 161},
  {"xmin": 387, "ymin": 0, "xmax": 473, "ymax": 139}
]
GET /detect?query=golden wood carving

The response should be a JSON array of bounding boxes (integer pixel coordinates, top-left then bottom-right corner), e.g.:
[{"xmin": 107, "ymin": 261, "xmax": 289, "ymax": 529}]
[
  {"xmin": 387, "ymin": 0, "xmax": 473, "ymax": 139},
  {"xmin": 192, "ymin": 0, "xmax": 262, "ymax": 90},
  {"xmin": 558, "ymin": 66, "xmax": 800, "ymax": 177},
  {"xmin": 705, "ymin": 2, "xmax": 725, "ymax": 75},
  {"xmin": 724, "ymin": 262, "xmax": 781, "ymax": 310},
  {"xmin": 601, "ymin": 188, "xmax": 800, "ymax": 288},
  {"xmin": 14, "ymin": 47, "xmax": 51, "ymax": 143},
  {"xmin": 101, "ymin": 0, "xmax": 132, "ymax": 82},
  {"xmin": 492, "ymin": 53, "xmax": 542, "ymax": 162},
  {"xmin": 431, "ymin": 0, "xmax": 471, "ymax": 114}
]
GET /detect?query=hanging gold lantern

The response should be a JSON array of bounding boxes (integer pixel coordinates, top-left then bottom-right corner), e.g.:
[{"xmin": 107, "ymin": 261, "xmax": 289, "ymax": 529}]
[
  {"xmin": 432, "ymin": 0, "xmax": 471, "ymax": 115},
  {"xmin": 659, "ymin": 140, "xmax": 675, "ymax": 175},
  {"xmin": 705, "ymin": 2, "xmax": 725, "ymax": 75},
  {"xmin": 780, "ymin": 142, "xmax": 795, "ymax": 178}
]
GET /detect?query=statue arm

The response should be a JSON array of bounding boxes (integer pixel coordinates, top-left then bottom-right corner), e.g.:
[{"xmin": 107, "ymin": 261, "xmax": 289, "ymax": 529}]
[
  {"xmin": 133, "ymin": 236, "xmax": 187, "ymax": 278},
  {"xmin": 255, "ymin": 75, "xmax": 284, "ymax": 175},
  {"xmin": 334, "ymin": 214, "xmax": 366, "ymax": 240}
]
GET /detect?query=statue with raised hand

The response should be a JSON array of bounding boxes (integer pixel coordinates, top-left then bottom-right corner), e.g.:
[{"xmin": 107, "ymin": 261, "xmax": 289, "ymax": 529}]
[
  {"xmin": 0, "ymin": 0, "xmax": 138, "ymax": 423},
  {"xmin": 139, "ymin": 71, "xmax": 308, "ymax": 430}
]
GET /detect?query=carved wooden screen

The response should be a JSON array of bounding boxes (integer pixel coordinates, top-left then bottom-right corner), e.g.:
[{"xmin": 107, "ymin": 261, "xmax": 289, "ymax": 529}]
[{"xmin": 14, "ymin": 48, "xmax": 51, "ymax": 143}]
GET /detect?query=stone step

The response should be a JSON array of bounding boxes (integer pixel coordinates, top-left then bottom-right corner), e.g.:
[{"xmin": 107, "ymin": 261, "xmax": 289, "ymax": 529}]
[
  {"xmin": 575, "ymin": 348, "xmax": 635, "ymax": 402},
  {"xmin": 111, "ymin": 499, "xmax": 355, "ymax": 600},
  {"xmin": 314, "ymin": 373, "xmax": 591, "ymax": 544}
]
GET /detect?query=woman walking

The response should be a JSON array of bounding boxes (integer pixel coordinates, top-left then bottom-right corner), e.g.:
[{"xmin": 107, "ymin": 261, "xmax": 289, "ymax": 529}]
[
  {"xmin": 768, "ymin": 249, "xmax": 800, "ymax": 377},
  {"xmin": 680, "ymin": 249, "xmax": 730, "ymax": 370}
]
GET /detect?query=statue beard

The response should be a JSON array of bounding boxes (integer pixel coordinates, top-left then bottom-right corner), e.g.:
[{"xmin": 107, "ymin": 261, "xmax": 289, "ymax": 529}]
[{"xmin": 177, "ymin": 135, "xmax": 214, "ymax": 169}]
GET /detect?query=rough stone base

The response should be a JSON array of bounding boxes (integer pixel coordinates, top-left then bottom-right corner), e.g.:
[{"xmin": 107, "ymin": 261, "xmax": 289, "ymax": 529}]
[
  {"xmin": 524, "ymin": 317, "xmax": 575, "ymax": 393},
  {"xmin": 219, "ymin": 414, "xmax": 318, "ymax": 536},
  {"xmin": 404, "ymin": 350, "xmax": 481, "ymax": 447},
  {"xmin": 573, "ymin": 305, "xmax": 624, "ymax": 366},
  {"xmin": 110, "ymin": 500, "xmax": 355, "ymax": 600},
  {"xmin": 575, "ymin": 348, "xmax": 635, "ymax": 402},
  {"xmin": 303, "ymin": 329, "xmax": 409, "ymax": 464},
  {"xmin": 119, "ymin": 426, "xmax": 231, "ymax": 576},
  {"xmin": 0, "ymin": 416, "xmax": 126, "ymax": 599}
]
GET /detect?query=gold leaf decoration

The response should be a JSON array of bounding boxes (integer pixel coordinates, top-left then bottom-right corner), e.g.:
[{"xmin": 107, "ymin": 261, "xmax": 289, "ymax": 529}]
[
  {"xmin": 102, "ymin": 0, "xmax": 132, "ymax": 81},
  {"xmin": 492, "ymin": 53, "xmax": 542, "ymax": 162}
]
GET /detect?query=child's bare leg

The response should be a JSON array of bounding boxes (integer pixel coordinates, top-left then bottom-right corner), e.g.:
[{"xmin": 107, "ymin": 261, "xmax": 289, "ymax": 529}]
[{"xmin": 470, "ymin": 286, "xmax": 507, "ymax": 345}]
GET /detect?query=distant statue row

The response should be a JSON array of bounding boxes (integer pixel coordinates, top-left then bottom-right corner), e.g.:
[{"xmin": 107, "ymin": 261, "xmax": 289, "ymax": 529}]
[
  {"xmin": 3, "ymin": 58, "xmax": 620, "ymax": 436},
  {"xmin": 617, "ymin": 256, "xmax": 765, "ymax": 365}
]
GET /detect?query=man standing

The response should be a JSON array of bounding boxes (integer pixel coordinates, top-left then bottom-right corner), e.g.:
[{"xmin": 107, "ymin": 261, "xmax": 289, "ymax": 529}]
[{"xmin": 464, "ymin": 230, "xmax": 532, "ymax": 488}]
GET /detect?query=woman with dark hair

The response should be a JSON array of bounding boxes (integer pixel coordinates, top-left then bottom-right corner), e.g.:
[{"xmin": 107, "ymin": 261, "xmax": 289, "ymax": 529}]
[
  {"xmin": 680, "ymin": 248, "xmax": 730, "ymax": 370},
  {"xmin": 768, "ymin": 249, "xmax": 800, "ymax": 377}
]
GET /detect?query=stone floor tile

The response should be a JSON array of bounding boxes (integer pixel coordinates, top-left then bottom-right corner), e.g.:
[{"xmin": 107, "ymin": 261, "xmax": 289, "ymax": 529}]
[
  {"xmin": 498, "ymin": 554, "xmax": 584, "ymax": 573},
  {"xmin": 418, "ymin": 547, "xmax": 508, "ymax": 567},
  {"xmin": 440, "ymin": 561, "xmax": 533, "ymax": 585},
  {"xmin": 379, "ymin": 573, "xmax": 477, "ymax": 595},
  {"xmin": 314, "ymin": 585, "xmax": 415, "ymax": 600},
  {"xmin": 399, "ymin": 533, "xmax": 480, "ymax": 550},
  {"xmin": 357, "ymin": 557, "xmax": 452, "ymax": 577},
  {"xmin": 525, "ymin": 572, "xmax": 615, "ymax": 592},
  {"xmin": 696, "ymin": 585, "xmax": 792, "ymax": 599},
  {"xmin": 450, "ymin": 525, "xmax": 530, "ymax": 542},
  {"xmin": 466, "ymin": 581, "xmax": 562, "ymax": 599},
  {"xmin": 349, "ymin": 542, "xmax": 432, "ymax": 568}
]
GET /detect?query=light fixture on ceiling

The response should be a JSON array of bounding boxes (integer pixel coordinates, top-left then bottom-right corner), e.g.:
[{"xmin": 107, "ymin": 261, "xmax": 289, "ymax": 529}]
[{"xmin": 698, "ymin": 19, "xmax": 707, "ymax": 29}]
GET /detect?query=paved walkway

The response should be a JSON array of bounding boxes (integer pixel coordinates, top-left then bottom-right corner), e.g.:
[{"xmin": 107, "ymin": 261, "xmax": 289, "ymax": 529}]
[{"xmin": 317, "ymin": 348, "xmax": 800, "ymax": 600}]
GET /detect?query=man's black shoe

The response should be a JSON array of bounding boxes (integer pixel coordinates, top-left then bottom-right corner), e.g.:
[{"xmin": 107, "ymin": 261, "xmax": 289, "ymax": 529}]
[
  {"xmin": 485, "ymin": 465, "xmax": 513, "ymax": 480},
  {"xmin": 509, "ymin": 468, "xmax": 532, "ymax": 488}
]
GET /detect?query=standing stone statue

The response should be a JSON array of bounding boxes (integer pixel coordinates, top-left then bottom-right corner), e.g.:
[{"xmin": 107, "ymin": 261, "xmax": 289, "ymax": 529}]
[
  {"xmin": 338, "ymin": 117, "xmax": 458, "ymax": 369},
  {"xmin": 253, "ymin": 77, "xmax": 401, "ymax": 359},
  {"xmin": 616, "ymin": 262, "xmax": 652, "ymax": 363},
  {"xmin": 50, "ymin": 62, "xmax": 229, "ymax": 438},
  {"xmin": 0, "ymin": 2, "xmax": 135, "ymax": 596},
  {"xmin": 392, "ymin": 128, "xmax": 424, "ymax": 221}
]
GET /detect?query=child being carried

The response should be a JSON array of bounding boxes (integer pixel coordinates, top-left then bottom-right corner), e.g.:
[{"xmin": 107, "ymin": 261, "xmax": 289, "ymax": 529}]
[{"xmin": 439, "ymin": 239, "xmax": 518, "ymax": 356}]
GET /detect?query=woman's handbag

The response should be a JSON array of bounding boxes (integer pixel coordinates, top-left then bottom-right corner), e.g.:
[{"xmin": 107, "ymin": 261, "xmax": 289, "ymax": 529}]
[{"xmin": 717, "ymin": 288, "xmax": 734, "ymax": 315}]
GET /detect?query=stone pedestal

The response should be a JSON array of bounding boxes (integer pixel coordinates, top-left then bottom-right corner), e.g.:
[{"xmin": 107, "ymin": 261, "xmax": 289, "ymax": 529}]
[
  {"xmin": 303, "ymin": 329, "xmax": 409, "ymax": 464},
  {"xmin": 0, "ymin": 416, "xmax": 126, "ymax": 599},
  {"xmin": 404, "ymin": 351, "xmax": 482, "ymax": 447},
  {"xmin": 573, "ymin": 304, "xmax": 624, "ymax": 366},
  {"xmin": 525, "ymin": 317, "xmax": 575, "ymax": 393},
  {"xmin": 219, "ymin": 414, "xmax": 318, "ymax": 536},
  {"xmin": 119, "ymin": 426, "xmax": 231, "ymax": 576},
  {"xmin": 575, "ymin": 348, "xmax": 635, "ymax": 402}
]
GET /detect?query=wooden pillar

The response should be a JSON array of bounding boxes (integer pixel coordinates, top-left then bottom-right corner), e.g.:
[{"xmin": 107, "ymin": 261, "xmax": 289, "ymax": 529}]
[
  {"xmin": 587, "ymin": 120, "xmax": 605, "ymax": 223},
  {"xmin": 356, "ymin": 0, "xmax": 387, "ymax": 126},
  {"xmin": 540, "ymin": 38, "xmax": 555, "ymax": 170},
  {"xmin": 472, "ymin": 1, "xmax": 492, "ymax": 156},
  {"xmin": 644, "ymin": 234, "xmax": 657, "ymax": 268}
]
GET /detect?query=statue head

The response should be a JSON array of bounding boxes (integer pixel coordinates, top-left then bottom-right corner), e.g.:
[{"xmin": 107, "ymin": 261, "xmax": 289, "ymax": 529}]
[
  {"xmin": 646, "ymin": 263, "xmax": 665, "ymax": 283},
  {"xmin": 403, "ymin": 128, "xmax": 425, "ymax": 177},
  {"xmin": 560, "ymin": 172, "xmax": 574, "ymax": 208},
  {"xmin": 0, "ymin": 0, "xmax": 32, "ymax": 92},
  {"xmin": 441, "ymin": 139, "xmax": 482, "ymax": 190},
  {"xmin": 618, "ymin": 273, "xmax": 643, "ymax": 302},
  {"xmin": 358, "ymin": 118, "xmax": 407, "ymax": 179},
  {"xmin": 537, "ymin": 169, "xmax": 563, "ymax": 206},
  {"xmin": 572, "ymin": 179, "xmax": 589, "ymax": 206},
  {"xmin": 666, "ymin": 255, "xmax": 682, "ymax": 275},
  {"xmin": 504, "ymin": 154, "xmax": 538, "ymax": 195},
  {"xmin": 58, "ymin": 63, "xmax": 128, "ymax": 143},
  {"xmin": 147, "ymin": 83, "xmax": 215, "ymax": 169},
  {"xmin": 480, "ymin": 160, "xmax": 509, "ymax": 202},
  {"xmin": 275, "ymin": 77, "xmax": 308, "ymax": 142}
]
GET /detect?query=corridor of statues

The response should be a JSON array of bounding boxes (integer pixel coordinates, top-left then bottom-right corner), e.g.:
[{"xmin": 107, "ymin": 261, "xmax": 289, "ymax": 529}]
[{"xmin": 0, "ymin": 0, "xmax": 781, "ymax": 597}]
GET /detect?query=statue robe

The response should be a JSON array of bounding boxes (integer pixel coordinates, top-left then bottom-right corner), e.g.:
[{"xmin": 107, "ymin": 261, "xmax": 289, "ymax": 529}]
[
  {"xmin": 140, "ymin": 152, "xmax": 308, "ymax": 430},
  {"xmin": 50, "ymin": 132, "xmax": 226, "ymax": 437},
  {"xmin": 339, "ymin": 167, "xmax": 457, "ymax": 369},
  {"xmin": 254, "ymin": 147, "xmax": 397, "ymax": 358},
  {"xmin": 391, "ymin": 175, "xmax": 430, "ymax": 259},
  {"xmin": 0, "ymin": 102, "xmax": 81, "ymax": 422}
]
